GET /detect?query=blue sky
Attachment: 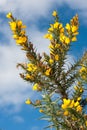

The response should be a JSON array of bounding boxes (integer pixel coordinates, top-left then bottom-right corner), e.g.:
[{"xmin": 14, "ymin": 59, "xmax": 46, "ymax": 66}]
[{"xmin": 0, "ymin": 0, "xmax": 87, "ymax": 130}]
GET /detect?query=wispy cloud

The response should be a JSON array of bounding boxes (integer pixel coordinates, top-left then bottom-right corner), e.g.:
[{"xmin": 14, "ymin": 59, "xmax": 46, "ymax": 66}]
[
  {"xmin": 64, "ymin": 0, "xmax": 87, "ymax": 10},
  {"xmin": 0, "ymin": 0, "xmax": 87, "ymax": 22},
  {"xmin": 0, "ymin": 0, "xmax": 54, "ymax": 21}
]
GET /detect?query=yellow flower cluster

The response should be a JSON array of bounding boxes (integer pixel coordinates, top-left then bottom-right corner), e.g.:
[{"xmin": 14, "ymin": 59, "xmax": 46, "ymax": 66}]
[
  {"xmin": 7, "ymin": 12, "xmax": 27, "ymax": 46},
  {"xmin": 47, "ymin": 22, "xmax": 64, "ymax": 38},
  {"xmin": 49, "ymin": 22, "xmax": 64, "ymax": 33},
  {"xmin": 25, "ymin": 63, "xmax": 38, "ymax": 81},
  {"xmin": 44, "ymin": 11, "xmax": 79, "ymax": 46},
  {"xmin": 60, "ymin": 33, "xmax": 70, "ymax": 45},
  {"xmin": 65, "ymin": 14, "xmax": 79, "ymax": 42},
  {"xmin": 61, "ymin": 98, "xmax": 82, "ymax": 116},
  {"xmin": 27, "ymin": 63, "xmax": 37, "ymax": 72},
  {"xmin": 44, "ymin": 11, "xmax": 79, "ymax": 65},
  {"xmin": 44, "ymin": 11, "xmax": 64, "ymax": 41}
]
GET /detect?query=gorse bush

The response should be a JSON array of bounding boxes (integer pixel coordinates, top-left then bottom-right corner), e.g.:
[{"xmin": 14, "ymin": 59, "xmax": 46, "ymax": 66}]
[{"xmin": 6, "ymin": 11, "xmax": 87, "ymax": 130}]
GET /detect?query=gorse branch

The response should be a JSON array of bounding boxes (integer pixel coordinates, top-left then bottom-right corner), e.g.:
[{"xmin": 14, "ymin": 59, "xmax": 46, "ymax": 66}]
[{"xmin": 6, "ymin": 11, "xmax": 87, "ymax": 130}]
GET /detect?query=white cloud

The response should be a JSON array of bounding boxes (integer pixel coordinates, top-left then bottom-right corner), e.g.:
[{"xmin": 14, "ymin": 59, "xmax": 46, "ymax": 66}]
[
  {"xmin": 0, "ymin": 0, "xmax": 54, "ymax": 21},
  {"xmin": 0, "ymin": 0, "xmax": 87, "ymax": 22},
  {"xmin": 64, "ymin": 0, "xmax": 87, "ymax": 10}
]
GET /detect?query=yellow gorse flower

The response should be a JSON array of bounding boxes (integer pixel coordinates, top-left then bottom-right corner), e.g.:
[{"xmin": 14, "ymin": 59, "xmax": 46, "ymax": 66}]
[
  {"xmin": 16, "ymin": 36, "xmax": 27, "ymax": 45},
  {"xmin": 74, "ymin": 101, "xmax": 79, "ymax": 107},
  {"xmin": 32, "ymin": 83, "xmax": 42, "ymax": 91},
  {"xmin": 25, "ymin": 99, "xmax": 32, "ymax": 104},
  {"xmin": 62, "ymin": 99, "xmax": 71, "ymax": 109},
  {"xmin": 44, "ymin": 33, "xmax": 53, "ymax": 40},
  {"xmin": 76, "ymin": 105, "xmax": 82, "ymax": 112},
  {"xmin": 45, "ymin": 68, "xmax": 51, "ymax": 76},
  {"xmin": 25, "ymin": 74, "xmax": 34, "ymax": 80},
  {"xmin": 17, "ymin": 20, "xmax": 26, "ymax": 29},
  {"xmin": 52, "ymin": 11, "xmax": 57, "ymax": 17},
  {"xmin": 64, "ymin": 110, "xmax": 69, "ymax": 116},
  {"xmin": 77, "ymin": 97, "xmax": 81, "ymax": 101},
  {"xmin": 48, "ymin": 43, "xmax": 54, "ymax": 49},
  {"xmin": 71, "ymin": 25, "xmax": 78, "ymax": 33},
  {"xmin": 65, "ymin": 37, "xmax": 70, "ymax": 45},
  {"xmin": 9, "ymin": 20, "xmax": 26, "ymax": 30},
  {"xmin": 71, "ymin": 36, "xmax": 77, "ymax": 42},
  {"xmin": 53, "ymin": 22, "xmax": 59, "ymax": 29},
  {"xmin": 79, "ymin": 66, "xmax": 87, "ymax": 73},
  {"xmin": 49, "ymin": 59, "xmax": 54, "ymax": 64},
  {"xmin": 9, "ymin": 21, "xmax": 17, "ymax": 31},
  {"xmin": 65, "ymin": 23, "xmax": 71, "ymax": 31},
  {"xmin": 48, "ymin": 27, "xmax": 54, "ymax": 32},
  {"xmin": 55, "ymin": 54, "xmax": 59, "ymax": 61},
  {"xmin": 6, "ymin": 12, "xmax": 12, "ymax": 19}
]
